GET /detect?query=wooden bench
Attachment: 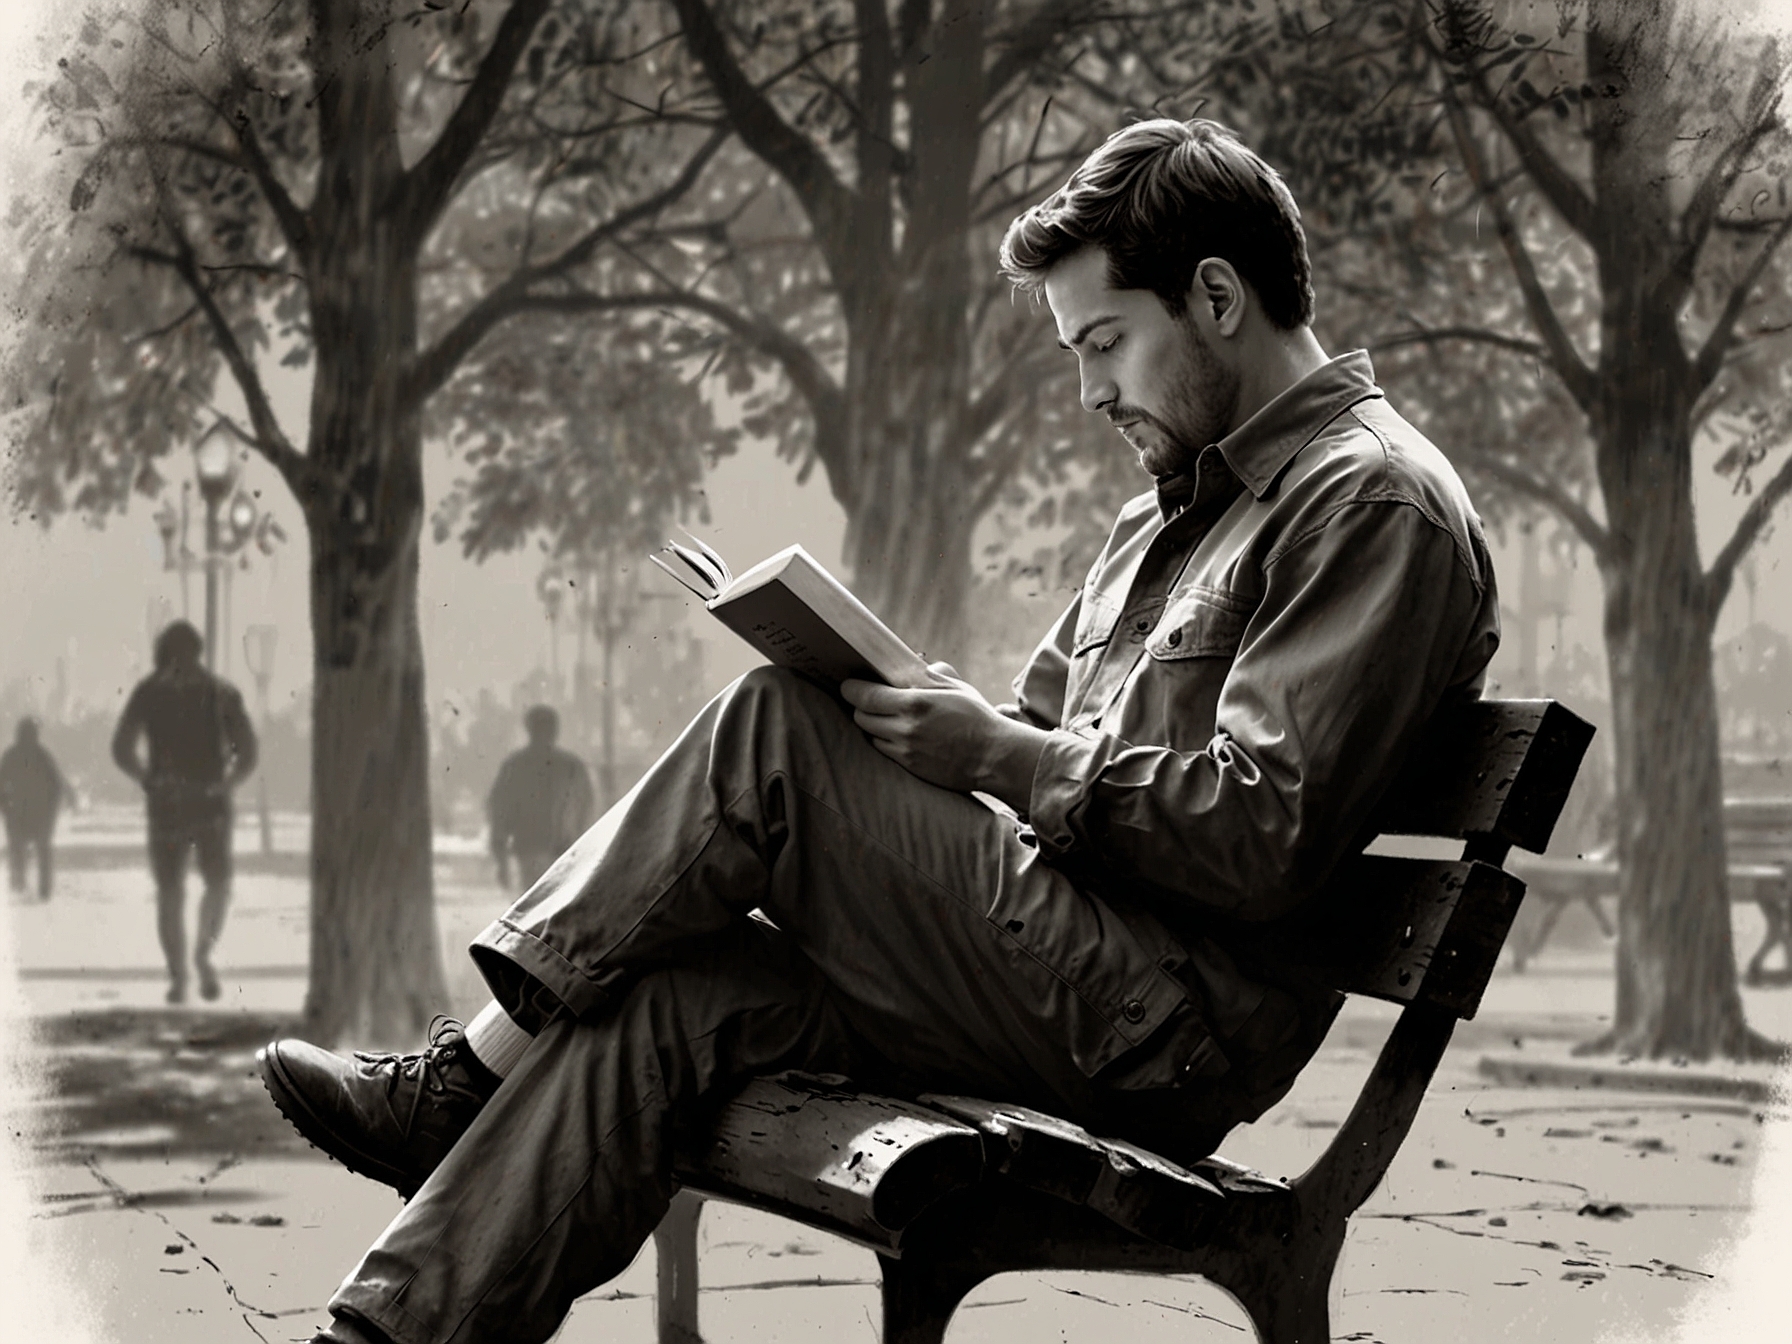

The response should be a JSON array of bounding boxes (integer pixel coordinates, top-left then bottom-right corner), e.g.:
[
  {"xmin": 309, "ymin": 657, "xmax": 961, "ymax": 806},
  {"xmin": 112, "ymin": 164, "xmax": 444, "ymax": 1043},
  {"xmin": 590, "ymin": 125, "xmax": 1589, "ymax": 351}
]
[
  {"xmin": 660, "ymin": 698, "xmax": 1593, "ymax": 1344},
  {"xmin": 1507, "ymin": 797, "xmax": 1792, "ymax": 984}
]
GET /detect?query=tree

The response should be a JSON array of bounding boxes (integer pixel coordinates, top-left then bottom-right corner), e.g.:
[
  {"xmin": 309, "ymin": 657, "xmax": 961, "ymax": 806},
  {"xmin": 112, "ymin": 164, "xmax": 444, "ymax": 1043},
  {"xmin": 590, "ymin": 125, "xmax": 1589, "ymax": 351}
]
[
  {"xmin": 1257, "ymin": 0, "xmax": 1792, "ymax": 1058},
  {"xmin": 495, "ymin": 0, "xmax": 1260, "ymax": 658},
  {"xmin": 430, "ymin": 310, "xmax": 732, "ymax": 803},
  {"xmin": 6, "ymin": 0, "xmax": 731, "ymax": 1043}
]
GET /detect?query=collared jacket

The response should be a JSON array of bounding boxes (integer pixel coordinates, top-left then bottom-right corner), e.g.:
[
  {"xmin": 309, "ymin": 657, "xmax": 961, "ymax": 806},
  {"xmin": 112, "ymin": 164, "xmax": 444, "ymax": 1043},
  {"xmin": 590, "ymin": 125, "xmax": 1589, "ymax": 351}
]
[{"xmin": 1004, "ymin": 351, "xmax": 1500, "ymax": 1085}]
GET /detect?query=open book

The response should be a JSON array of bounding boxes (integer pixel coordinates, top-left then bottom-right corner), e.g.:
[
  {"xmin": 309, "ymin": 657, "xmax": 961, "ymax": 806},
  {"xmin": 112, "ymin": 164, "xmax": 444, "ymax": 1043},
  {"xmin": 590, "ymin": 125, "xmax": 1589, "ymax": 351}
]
[{"xmin": 650, "ymin": 536, "xmax": 935, "ymax": 690}]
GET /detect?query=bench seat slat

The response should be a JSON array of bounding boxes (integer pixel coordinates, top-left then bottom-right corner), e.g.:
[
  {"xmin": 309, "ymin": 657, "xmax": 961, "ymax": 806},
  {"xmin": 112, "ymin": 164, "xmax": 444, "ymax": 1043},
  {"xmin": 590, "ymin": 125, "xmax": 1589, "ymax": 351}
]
[
  {"xmin": 921, "ymin": 1094, "xmax": 1233, "ymax": 1249},
  {"xmin": 671, "ymin": 1074, "xmax": 984, "ymax": 1253}
]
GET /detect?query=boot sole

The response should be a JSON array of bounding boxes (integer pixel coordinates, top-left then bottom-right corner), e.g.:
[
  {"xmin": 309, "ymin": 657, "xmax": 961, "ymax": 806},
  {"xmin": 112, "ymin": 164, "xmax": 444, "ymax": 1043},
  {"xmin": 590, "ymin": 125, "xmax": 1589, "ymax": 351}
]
[{"xmin": 257, "ymin": 1043, "xmax": 421, "ymax": 1199}]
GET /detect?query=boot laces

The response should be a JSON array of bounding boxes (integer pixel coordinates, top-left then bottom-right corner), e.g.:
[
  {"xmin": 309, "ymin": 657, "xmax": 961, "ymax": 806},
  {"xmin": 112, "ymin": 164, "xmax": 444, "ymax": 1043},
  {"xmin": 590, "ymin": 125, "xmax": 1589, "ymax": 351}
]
[{"xmin": 353, "ymin": 1015, "xmax": 467, "ymax": 1135}]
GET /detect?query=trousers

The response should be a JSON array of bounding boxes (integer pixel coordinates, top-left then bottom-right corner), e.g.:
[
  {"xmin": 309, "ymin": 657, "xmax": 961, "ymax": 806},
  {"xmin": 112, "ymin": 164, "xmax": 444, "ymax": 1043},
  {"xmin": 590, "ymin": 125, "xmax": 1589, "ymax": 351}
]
[
  {"xmin": 5, "ymin": 814, "xmax": 54, "ymax": 898},
  {"xmin": 147, "ymin": 798, "xmax": 233, "ymax": 980},
  {"xmin": 331, "ymin": 668, "xmax": 1311, "ymax": 1344}
]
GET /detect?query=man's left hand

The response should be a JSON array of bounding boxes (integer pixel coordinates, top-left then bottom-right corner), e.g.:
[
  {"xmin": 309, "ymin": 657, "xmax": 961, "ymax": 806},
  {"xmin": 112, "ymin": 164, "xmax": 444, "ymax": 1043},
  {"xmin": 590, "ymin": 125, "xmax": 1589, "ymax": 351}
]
[{"xmin": 841, "ymin": 664, "xmax": 1049, "ymax": 810}]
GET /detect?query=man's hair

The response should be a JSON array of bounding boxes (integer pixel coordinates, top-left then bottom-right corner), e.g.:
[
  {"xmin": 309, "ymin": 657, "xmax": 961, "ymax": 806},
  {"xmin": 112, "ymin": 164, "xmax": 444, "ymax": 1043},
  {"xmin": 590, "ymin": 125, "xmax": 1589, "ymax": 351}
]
[
  {"xmin": 15, "ymin": 717, "xmax": 38, "ymax": 744},
  {"xmin": 524, "ymin": 704, "xmax": 559, "ymax": 743},
  {"xmin": 153, "ymin": 620, "xmax": 204, "ymax": 671},
  {"xmin": 999, "ymin": 118, "xmax": 1314, "ymax": 329}
]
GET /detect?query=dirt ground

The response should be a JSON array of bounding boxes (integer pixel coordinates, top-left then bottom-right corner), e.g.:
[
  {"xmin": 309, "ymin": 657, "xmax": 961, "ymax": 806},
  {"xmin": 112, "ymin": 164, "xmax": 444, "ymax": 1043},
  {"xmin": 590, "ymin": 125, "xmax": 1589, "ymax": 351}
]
[{"xmin": 5, "ymin": 828, "xmax": 1791, "ymax": 1343}]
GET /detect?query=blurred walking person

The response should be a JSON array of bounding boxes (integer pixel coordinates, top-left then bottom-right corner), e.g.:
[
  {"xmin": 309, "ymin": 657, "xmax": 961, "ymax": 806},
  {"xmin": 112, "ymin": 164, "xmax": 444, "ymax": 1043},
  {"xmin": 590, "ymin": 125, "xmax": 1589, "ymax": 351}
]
[
  {"xmin": 1, "ymin": 718, "xmax": 75, "ymax": 900},
  {"xmin": 113, "ymin": 621, "xmax": 258, "ymax": 1003},
  {"xmin": 487, "ymin": 706, "xmax": 594, "ymax": 893}
]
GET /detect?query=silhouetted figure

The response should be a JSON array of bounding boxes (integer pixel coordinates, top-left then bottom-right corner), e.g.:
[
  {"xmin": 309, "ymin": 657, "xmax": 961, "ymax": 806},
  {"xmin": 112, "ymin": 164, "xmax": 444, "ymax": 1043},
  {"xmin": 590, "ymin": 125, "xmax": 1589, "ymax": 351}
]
[
  {"xmin": 486, "ymin": 706, "xmax": 594, "ymax": 893},
  {"xmin": 1, "ymin": 718, "xmax": 74, "ymax": 900},
  {"xmin": 112, "ymin": 621, "xmax": 257, "ymax": 1004}
]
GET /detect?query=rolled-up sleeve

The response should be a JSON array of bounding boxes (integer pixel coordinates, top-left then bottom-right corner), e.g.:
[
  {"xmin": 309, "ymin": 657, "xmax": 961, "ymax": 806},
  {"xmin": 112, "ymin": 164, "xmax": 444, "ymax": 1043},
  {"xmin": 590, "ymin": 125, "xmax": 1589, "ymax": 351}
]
[{"xmin": 1028, "ymin": 499, "xmax": 1491, "ymax": 921}]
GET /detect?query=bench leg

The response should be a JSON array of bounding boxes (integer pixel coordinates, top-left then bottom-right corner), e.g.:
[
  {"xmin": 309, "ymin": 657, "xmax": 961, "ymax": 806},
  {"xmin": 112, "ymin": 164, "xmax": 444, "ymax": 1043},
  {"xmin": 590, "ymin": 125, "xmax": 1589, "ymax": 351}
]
[
  {"xmin": 878, "ymin": 1252, "xmax": 989, "ymax": 1344},
  {"xmin": 653, "ymin": 1190, "xmax": 704, "ymax": 1344},
  {"xmin": 1745, "ymin": 896, "xmax": 1792, "ymax": 988},
  {"xmin": 1582, "ymin": 894, "xmax": 1616, "ymax": 938},
  {"xmin": 1512, "ymin": 896, "xmax": 1568, "ymax": 972},
  {"xmin": 1219, "ymin": 1236, "xmax": 1340, "ymax": 1344}
]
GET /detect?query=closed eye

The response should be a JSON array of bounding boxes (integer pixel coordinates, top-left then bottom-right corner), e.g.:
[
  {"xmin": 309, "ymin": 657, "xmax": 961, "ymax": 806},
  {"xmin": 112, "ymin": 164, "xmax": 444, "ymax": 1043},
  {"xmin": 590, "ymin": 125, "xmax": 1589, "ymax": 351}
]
[{"xmin": 1093, "ymin": 333, "xmax": 1121, "ymax": 353}]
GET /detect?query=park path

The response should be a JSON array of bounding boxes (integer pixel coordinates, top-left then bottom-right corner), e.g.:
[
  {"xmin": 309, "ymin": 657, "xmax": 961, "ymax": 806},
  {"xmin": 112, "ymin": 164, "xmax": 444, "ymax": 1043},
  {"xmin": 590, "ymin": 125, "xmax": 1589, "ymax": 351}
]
[{"xmin": 6, "ymin": 827, "xmax": 1791, "ymax": 1343}]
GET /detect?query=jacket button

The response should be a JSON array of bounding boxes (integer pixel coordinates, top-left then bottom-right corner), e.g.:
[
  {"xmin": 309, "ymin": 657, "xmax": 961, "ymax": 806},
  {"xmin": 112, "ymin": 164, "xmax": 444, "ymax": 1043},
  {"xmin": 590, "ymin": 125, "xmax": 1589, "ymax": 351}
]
[
  {"xmin": 1123, "ymin": 999, "xmax": 1146, "ymax": 1023},
  {"xmin": 1166, "ymin": 628, "xmax": 1182, "ymax": 648},
  {"xmin": 1134, "ymin": 617, "xmax": 1151, "ymax": 632}
]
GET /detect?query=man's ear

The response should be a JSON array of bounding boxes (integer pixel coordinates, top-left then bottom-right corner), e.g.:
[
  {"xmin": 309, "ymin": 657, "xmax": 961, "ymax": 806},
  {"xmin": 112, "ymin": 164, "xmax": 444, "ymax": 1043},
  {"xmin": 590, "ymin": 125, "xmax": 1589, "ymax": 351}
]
[{"xmin": 1194, "ymin": 259, "xmax": 1245, "ymax": 337}]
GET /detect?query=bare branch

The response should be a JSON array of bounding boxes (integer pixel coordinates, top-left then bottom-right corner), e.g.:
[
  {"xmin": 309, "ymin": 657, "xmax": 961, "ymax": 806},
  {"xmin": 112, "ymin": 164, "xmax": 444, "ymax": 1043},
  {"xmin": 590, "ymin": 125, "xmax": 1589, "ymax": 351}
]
[
  {"xmin": 1436, "ymin": 68, "xmax": 1596, "ymax": 410},
  {"xmin": 1368, "ymin": 325, "xmax": 1548, "ymax": 361},
  {"xmin": 1706, "ymin": 443, "xmax": 1792, "ymax": 610},
  {"xmin": 1693, "ymin": 211, "xmax": 1792, "ymax": 390},
  {"xmin": 407, "ymin": 128, "xmax": 731, "ymax": 406},
  {"xmin": 667, "ymin": 0, "xmax": 855, "ymax": 268},
  {"xmin": 402, "ymin": 0, "xmax": 553, "ymax": 233},
  {"xmin": 983, "ymin": 0, "xmax": 1106, "ymax": 107}
]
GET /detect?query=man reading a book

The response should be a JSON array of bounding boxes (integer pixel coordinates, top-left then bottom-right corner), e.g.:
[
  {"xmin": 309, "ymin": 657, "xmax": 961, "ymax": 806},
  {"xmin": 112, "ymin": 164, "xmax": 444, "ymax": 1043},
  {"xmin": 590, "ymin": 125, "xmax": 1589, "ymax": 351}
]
[{"xmin": 264, "ymin": 118, "xmax": 1498, "ymax": 1344}]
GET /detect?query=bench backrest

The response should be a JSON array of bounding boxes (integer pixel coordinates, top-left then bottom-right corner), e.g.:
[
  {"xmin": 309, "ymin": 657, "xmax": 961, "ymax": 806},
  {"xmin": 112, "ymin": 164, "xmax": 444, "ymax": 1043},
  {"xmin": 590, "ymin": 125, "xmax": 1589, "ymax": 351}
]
[
  {"xmin": 1279, "ymin": 699, "xmax": 1595, "ymax": 1021},
  {"xmin": 1725, "ymin": 797, "xmax": 1792, "ymax": 868}
]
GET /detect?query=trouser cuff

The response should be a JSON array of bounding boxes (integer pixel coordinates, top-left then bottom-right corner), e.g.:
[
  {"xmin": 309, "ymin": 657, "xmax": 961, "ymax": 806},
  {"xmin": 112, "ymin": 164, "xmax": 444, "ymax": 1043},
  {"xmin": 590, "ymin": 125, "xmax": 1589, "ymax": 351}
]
[{"xmin": 469, "ymin": 917, "xmax": 606, "ymax": 1031}]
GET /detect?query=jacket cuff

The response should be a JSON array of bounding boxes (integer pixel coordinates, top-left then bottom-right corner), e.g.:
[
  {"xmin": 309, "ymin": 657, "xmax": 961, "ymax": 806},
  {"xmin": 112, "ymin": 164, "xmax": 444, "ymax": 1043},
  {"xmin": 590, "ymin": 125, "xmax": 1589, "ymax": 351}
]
[{"xmin": 1028, "ymin": 727, "xmax": 1108, "ymax": 858}]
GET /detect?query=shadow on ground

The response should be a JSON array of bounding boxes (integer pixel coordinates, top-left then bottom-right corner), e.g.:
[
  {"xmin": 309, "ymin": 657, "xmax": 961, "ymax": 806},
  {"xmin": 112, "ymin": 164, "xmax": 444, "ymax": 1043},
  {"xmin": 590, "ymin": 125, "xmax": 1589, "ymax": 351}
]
[{"xmin": 24, "ymin": 1008, "xmax": 310, "ymax": 1162}]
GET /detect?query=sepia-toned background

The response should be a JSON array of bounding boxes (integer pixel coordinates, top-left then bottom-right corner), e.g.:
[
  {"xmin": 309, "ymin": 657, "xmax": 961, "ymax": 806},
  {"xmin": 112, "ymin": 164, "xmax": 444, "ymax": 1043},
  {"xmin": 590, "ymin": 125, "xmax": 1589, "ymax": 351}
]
[{"xmin": 5, "ymin": 0, "xmax": 1792, "ymax": 1339}]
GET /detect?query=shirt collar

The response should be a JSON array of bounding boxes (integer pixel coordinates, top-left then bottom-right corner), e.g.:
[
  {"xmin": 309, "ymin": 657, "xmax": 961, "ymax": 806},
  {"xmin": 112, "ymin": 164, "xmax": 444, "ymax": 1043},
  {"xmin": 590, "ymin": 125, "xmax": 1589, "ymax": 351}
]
[{"xmin": 1215, "ymin": 349, "xmax": 1382, "ymax": 501}]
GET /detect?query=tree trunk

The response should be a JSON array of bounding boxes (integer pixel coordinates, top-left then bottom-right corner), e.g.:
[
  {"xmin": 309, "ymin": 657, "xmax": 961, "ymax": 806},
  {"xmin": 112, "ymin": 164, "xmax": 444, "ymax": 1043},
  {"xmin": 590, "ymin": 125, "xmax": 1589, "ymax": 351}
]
[
  {"xmin": 835, "ymin": 0, "xmax": 984, "ymax": 660},
  {"xmin": 300, "ymin": 0, "xmax": 447, "ymax": 1045},
  {"xmin": 1594, "ymin": 526, "xmax": 1754, "ymax": 1057},
  {"xmin": 1554, "ymin": 0, "xmax": 1780, "ymax": 1061}
]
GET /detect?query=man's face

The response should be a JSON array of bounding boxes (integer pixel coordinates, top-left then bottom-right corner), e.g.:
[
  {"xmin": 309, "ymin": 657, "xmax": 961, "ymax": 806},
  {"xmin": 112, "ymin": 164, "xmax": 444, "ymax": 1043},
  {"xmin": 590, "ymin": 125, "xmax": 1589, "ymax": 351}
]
[{"xmin": 1043, "ymin": 246, "xmax": 1240, "ymax": 478}]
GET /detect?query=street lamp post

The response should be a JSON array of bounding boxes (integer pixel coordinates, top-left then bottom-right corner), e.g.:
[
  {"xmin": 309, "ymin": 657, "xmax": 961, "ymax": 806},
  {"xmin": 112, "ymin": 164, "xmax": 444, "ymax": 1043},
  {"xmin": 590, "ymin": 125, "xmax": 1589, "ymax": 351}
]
[
  {"xmin": 192, "ymin": 424, "xmax": 238, "ymax": 673},
  {"xmin": 153, "ymin": 423, "xmax": 288, "ymax": 668},
  {"xmin": 243, "ymin": 625, "xmax": 279, "ymax": 855}
]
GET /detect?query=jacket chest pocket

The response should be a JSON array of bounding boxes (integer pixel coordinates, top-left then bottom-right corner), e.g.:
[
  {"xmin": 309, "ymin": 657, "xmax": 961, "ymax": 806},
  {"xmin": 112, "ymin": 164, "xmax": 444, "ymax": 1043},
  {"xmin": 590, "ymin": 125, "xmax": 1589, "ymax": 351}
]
[
  {"xmin": 1072, "ymin": 593, "xmax": 1122, "ymax": 657},
  {"xmin": 1147, "ymin": 587, "xmax": 1252, "ymax": 661}
]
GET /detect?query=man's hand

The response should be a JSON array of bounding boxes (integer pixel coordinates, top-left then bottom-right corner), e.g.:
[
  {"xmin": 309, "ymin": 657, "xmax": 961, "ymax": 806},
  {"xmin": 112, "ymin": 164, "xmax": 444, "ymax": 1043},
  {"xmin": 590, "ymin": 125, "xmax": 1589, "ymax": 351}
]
[
  {"xmin": 841, "ymin": 664, "xmax": 1049, "ymax": 811},
  {"xmin": 494, "ymin": 857, "xmax": 512, "ymax": 893}
]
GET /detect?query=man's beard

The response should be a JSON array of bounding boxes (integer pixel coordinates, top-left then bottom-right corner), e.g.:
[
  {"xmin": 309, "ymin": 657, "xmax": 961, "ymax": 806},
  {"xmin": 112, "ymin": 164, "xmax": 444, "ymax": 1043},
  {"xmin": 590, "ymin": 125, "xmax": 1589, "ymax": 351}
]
[{"xmin": 1109, "ymin": 318, "xmax": 1239, "ymax": 479}]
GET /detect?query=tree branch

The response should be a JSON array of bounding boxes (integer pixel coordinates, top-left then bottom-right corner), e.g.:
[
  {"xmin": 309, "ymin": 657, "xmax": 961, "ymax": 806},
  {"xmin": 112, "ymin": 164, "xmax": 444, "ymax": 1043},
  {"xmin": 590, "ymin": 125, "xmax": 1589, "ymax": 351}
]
[
  {"xmin": 1666, "ymin": 65, "xmax": 1781, "ymax": 307},
  {"xmin": 407, "ymin": 128, "xmax": 730, "ymax": 407},
  {"xmin": 1459, "ymin": 448, "xmax": 1610, "ymax": 560},
  {"xmin": 1693, "ymin": 211, "xmax": 1792, "ymax": 390},
  {"xmin": 1436, "ymin": 67, "xmax": 1596, "ymax": 410},
  {"xmin": 402, "ymin": 0, "xmax": 553, "ymax": 233},
  {"xmin": 1368, "ymin": 324, "xmax": 1548, "ymax": 361},
  {"xmin": 1432, "ymin": 9, "xmax": 1596, "ymax": 239},
  {"xmin": 667, "ymin": 0, "xmax": 855, "ymax": 270},
  {"xmin": 127, "ymin": 231, "xmax": 309, "ymax": 493},
  {"xmin": 982, "ymin": 0, "xmax": 1105, "ymax": 107},
  {"xmin": 218, "ymin": 97, "xmax": 312, "ymax": 256},
  {"xmin": 1706, "ymin": 443, "xmax": 1792, "ymax": 612},
  {"xmin": 519, "ymin": 287, "xmax": 849, "ymax": 483}
]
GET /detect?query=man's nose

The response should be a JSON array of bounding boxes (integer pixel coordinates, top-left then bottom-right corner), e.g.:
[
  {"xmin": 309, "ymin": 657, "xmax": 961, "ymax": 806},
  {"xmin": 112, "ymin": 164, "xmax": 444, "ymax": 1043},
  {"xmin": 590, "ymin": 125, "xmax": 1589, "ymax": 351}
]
[{"xmin": 1078, "ymin": 364, "xmax": 1116, "ymax": 413}]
